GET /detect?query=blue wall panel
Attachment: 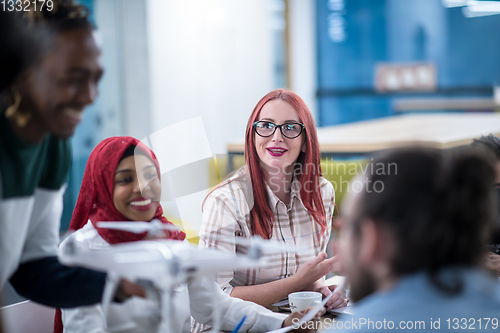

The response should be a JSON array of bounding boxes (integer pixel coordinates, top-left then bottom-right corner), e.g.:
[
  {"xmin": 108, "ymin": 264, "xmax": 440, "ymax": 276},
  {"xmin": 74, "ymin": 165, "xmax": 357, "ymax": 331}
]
[
  {"xmin": 316, "ymin": 0, "xmax": 500, "ymax": 127},
  {"xmin": 444, "ymin": 8, "xmax": 500, "ymax": 86},
  {"xmin": 61, "ymin": 0, "xmax": 99, "ymax": 231},
  {"xmin": 317, "ymin": 0, "xmax": 390, "ymax": 126}
]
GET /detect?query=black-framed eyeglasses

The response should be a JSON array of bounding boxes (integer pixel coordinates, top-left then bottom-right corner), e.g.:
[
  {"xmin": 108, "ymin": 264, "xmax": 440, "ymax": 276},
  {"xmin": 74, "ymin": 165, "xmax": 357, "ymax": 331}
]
[{"xmin": 253, "ymin": 121, "xmax": 305, "ymax": 139}]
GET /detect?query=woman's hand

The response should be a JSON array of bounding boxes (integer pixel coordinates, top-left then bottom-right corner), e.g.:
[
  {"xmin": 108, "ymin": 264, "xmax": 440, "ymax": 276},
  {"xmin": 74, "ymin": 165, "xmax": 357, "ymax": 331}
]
[
  {"xmin": 292, "ymin": 253, "xmax": 337, "ymax": 290},
  {"xmin": 118, "ymin": 279, "xmax": 146, "ymax": 299},
  {"xmin": 316, "ymin": 284, "xmax": 348, "ymax": 312},
  {"xmin": 282, "ymin": 306, "xmax": 326, "ymax": 332},
  {"xmin": 229, "ymin": 254, "xmax": 337, "ymax": 308}
]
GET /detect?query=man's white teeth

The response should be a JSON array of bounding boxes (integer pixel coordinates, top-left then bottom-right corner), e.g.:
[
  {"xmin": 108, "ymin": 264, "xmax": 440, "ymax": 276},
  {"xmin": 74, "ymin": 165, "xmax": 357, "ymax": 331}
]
[
  {"xmin": 130, "ymin": 199, "xmax": 152, "ymax": 206},
  {"xmin": 64, "ymin": 109, "xmax": 82, "ymax": 119}
]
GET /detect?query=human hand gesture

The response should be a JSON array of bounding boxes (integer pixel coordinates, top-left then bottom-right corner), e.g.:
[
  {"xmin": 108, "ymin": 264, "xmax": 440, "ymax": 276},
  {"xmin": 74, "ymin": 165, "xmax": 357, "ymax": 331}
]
[
  {"xmin": 316, "ymin": 284, "xmax": 348, "ymax": 312},
  {"xmin": 292, "ymin": 253, "xmax": 337, "ymax": 290}
]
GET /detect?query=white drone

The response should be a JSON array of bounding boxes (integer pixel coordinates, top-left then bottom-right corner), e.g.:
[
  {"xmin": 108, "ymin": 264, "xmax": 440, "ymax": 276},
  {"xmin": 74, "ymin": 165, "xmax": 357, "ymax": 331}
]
[
  {"xmin": 231, "ymin": 234, "xmax": 297, "ymax": 260},
  {"xmin": 97, "ymin": 219, "xmax": 177, "ymax": 239},
  {"xmin": 58, "ymin": 220, "xmax": 298, "ymax": 333}
]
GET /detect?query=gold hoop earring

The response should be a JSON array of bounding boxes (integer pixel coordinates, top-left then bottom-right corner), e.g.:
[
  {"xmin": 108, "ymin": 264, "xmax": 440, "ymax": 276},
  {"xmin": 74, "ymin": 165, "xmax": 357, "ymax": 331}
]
[
  {"xmin": 5, "ymin": 90, "xmax": 31, "ymax": 127},
  {"xmin": 5, "ymin": 92, "xmax": 20, "ymax": 118}
]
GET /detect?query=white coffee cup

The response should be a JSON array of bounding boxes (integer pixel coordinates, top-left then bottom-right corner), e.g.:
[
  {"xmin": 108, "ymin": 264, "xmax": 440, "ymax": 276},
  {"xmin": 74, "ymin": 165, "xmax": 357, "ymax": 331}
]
[{"xmin": 288, "ymin": 291, "xmax": 322, "ymax": 313}]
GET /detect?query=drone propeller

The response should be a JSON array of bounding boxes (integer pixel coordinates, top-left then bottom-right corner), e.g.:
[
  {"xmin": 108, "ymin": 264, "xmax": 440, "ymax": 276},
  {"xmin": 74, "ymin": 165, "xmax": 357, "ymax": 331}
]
[
  {"xmin": 232, "ymin": 235, "xmax": 297, "ymax": 253},
  {"xmin": 98, "ymin": 222, "xmax": 152, "ymax": 233},
  {"xmin": 61, "ymin": 227, "xmax": 271, "ymax": 333},
  {"xmin": 214, "ymin": 235, "xmax": 298, "ymax": 260},
  {"xmin": 97, "ymin": 219, "xmax": 182, "ymax": 237}
]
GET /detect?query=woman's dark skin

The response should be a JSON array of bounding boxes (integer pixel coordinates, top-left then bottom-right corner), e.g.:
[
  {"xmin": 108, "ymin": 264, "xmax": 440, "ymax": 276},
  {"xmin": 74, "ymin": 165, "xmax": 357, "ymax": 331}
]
[
  {"xmin": 12, "ymin": 28, "xmax": 103, "ymax": 143},
  {"xmin": 9, "ymin": 26, "xmax": 145, "ymax": 301}
]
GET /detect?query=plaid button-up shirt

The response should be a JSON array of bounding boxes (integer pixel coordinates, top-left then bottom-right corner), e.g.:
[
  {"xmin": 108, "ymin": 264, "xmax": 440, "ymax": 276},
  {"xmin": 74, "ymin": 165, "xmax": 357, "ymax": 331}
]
[{"xmin": 199, "ymin": 167, "xmax": 335, "ymax": 294}]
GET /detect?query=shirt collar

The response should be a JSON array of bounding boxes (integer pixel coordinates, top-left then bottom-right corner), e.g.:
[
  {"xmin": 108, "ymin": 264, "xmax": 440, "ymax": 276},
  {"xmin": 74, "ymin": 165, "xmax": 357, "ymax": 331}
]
[
  {"xmin": 264, "ymin": 174, "xmax": 305, "ymax": 210},
  {"xmin": 290, "ymin": 176, "xmax": 302, "ymax": 200}
]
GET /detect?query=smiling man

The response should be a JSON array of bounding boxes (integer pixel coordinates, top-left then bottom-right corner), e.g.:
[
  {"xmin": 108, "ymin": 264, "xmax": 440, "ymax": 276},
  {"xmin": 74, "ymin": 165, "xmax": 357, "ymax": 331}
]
[{"xmin": 326, "ymin": 147, "xmax": 500, "ymax": 333}]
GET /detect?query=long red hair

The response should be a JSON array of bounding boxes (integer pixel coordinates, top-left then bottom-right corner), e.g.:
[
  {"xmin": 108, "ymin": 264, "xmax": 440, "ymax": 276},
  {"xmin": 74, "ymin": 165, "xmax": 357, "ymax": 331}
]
[{"xmin": 245, "ymin": 89, "xmax": 326, "ymax": 239}]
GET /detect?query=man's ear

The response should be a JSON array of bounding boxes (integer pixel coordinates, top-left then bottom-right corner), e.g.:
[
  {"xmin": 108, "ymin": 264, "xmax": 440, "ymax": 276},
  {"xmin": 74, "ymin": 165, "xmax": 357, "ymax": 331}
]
[{"xmin": 358, "ymin": 218, "xmax": 388, "ymax": 265}]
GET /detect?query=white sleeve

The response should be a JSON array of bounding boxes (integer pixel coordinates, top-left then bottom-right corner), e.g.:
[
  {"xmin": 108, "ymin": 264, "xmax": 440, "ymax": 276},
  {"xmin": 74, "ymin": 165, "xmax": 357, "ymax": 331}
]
[
  {"xmin": 189, "ymin": 276, "xmax": 287, "ymax": 332},
  {"xmin": 62, "ymin": 304, "xmax": 109, "ymax": 333},
  {"xmin": 198, "ymin": 192, "xmax": 239, "ymax": 293},
  {"xmin": 20, "ymin": 186, "xmax": 66, "ymax": 263}
]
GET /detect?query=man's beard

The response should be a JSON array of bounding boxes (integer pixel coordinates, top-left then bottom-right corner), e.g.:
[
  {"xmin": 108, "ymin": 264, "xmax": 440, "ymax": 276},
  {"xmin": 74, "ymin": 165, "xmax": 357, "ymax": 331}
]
[{"xmin": 347, "ymin": 265, "xmax": 378, "ymax": 303}]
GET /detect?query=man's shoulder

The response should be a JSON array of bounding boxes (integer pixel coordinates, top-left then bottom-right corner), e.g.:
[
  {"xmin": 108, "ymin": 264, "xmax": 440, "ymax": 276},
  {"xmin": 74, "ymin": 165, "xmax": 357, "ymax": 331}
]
[
  {"xmin": 331, "ymin": 270, "xmax": 500, "ymax": 333},
  {"xmin": 334, "ymin": 302, "xmax": 500, "ymax": 333}
]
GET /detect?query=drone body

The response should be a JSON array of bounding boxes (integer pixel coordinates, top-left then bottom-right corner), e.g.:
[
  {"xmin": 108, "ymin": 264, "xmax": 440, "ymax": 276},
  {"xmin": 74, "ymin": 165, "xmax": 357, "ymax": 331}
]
[{"xmin": 58, "ymin": 224, "xmax": 269, "ymax": 333}]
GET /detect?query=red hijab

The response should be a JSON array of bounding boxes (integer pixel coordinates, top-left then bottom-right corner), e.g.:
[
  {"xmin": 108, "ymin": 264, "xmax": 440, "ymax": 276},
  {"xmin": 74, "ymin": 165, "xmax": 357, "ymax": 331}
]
[
  {"xmin": 69, "ymin": 136, "xmax": 185, "ymax": 243},
  {"xmin": 54, "ymin": 136, "xmax": 185, "ymax": 333}
]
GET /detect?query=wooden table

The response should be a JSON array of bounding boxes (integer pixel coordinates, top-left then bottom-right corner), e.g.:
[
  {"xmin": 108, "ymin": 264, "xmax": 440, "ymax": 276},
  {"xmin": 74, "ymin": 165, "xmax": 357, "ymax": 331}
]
[{"xmin": 227, "ymin": 113, "xmax": 500, "ymax": 167}]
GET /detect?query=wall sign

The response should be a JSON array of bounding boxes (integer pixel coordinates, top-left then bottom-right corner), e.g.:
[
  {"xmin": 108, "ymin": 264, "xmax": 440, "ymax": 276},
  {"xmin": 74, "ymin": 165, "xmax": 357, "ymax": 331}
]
[{"xmin": 375, "ymin": 63, "xmax": 437, "ymax": 92}]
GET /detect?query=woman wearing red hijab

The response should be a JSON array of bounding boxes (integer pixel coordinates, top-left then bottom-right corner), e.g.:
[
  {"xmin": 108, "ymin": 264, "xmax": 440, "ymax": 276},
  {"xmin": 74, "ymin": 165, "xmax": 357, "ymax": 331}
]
[
  {"xmin": 55, "ymin": 136, "xmax": 316, "ymax": 333},
  {"xmin": 67, "ymin": 136, "xmax": 185, "ymax": 243},
  {"xmin": 54, "ymin": 136, "xmax": 184, "ymax": 333}
]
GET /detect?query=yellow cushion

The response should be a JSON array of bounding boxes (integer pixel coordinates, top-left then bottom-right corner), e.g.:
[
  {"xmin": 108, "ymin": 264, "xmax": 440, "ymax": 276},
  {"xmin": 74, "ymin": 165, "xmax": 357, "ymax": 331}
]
[
  {"xmin": 320, "ymin": 158, "xmax": 366, "ymax": 208},
  {"xmin": 208, "ymin": 155, "xmax": 366, "ymax": 210}
]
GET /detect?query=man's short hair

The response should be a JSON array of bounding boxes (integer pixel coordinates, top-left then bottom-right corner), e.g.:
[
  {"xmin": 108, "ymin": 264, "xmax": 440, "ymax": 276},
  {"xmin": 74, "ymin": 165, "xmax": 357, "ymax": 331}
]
[
  {"xmin": 470, "ymin": 134, "xmax": 500, "ymax": 162},
  {"xmin": 352, "ymin": 147, "xmax": 495, "ymax": 292}
]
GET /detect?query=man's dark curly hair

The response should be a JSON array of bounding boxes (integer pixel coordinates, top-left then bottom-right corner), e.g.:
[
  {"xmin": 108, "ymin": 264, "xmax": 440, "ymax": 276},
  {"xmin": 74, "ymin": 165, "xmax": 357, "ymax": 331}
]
[{"xmin": 470, "ymin": 134, "xmax": 500, "ymax": 162}]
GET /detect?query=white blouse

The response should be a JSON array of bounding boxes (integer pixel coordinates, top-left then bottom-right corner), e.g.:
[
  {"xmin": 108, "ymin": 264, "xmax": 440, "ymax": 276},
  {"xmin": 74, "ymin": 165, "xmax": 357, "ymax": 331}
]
[{"xmin": 61, "ymin": 222, "xmax": 287, "ymax": 333}]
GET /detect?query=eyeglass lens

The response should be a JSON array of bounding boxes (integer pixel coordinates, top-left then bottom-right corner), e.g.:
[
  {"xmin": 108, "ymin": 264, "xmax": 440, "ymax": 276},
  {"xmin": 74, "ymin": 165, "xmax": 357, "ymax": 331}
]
[{"xmin": 254, "ymin": 121, "xmax": 302, "ymax": 138}]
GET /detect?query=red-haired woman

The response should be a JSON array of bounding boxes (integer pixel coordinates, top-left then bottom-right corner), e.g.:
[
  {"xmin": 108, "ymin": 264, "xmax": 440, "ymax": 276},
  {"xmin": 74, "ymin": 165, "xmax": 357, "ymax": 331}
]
[
  {"xmin": 56, "ymin": 136, "xmax": 317, "ymax": 333},
  {"xmin": 199, "ymin": 89, "xmax": 346, "ymax": 314}
]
